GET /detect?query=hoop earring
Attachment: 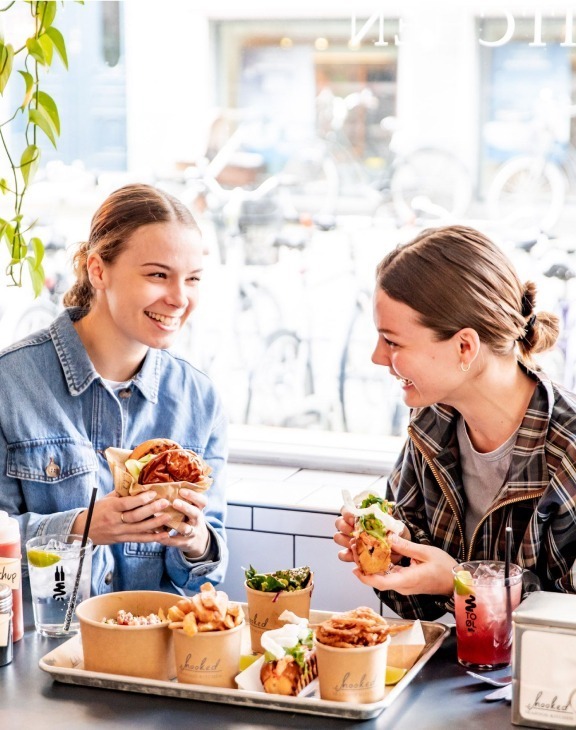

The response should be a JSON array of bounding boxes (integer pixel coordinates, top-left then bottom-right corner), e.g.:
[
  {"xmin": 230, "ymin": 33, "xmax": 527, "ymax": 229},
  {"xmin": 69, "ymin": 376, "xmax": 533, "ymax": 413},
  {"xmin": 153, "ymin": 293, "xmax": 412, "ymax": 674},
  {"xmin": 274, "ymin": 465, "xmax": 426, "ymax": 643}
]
[{"xmin": 460, "ymin": 361, "xmax": 470, "ymax": 373}]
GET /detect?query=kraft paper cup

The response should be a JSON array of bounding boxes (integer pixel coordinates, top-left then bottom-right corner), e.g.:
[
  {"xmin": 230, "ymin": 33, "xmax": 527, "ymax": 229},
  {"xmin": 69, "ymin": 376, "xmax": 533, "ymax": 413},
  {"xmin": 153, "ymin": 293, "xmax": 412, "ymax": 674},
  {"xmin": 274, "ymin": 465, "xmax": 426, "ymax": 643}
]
[
  {"xmin": 245, "ymin": 579, "xmax": 314, "ymax": 653},
  {"xmin": 76, "ymin": 590, "xmax": 176, "ymax": 680},
  {"xmin": 172, "ymin": 620, "xmax": 244, "ymax": 688},
  {"xmin": 315, "ymin": 635, "xmax": 390, "ymax": 704}
]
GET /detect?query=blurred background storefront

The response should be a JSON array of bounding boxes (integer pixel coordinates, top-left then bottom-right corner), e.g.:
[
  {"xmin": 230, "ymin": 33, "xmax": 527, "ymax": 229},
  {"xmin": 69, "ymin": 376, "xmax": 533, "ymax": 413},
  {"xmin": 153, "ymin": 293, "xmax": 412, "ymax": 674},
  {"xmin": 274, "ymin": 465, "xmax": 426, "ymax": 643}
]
[{"xmin": 1, "ymin": 0, "xmax": 576, "ymax": 446}]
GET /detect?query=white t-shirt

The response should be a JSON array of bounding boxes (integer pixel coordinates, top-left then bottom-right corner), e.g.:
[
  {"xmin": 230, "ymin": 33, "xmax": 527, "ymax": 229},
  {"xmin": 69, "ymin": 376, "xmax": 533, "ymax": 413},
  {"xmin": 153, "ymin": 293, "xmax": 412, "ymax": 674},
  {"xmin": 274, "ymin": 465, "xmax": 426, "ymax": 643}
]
[{"xmin": 456, "ymin": 416, "xmax": 519, "ymax": 544}]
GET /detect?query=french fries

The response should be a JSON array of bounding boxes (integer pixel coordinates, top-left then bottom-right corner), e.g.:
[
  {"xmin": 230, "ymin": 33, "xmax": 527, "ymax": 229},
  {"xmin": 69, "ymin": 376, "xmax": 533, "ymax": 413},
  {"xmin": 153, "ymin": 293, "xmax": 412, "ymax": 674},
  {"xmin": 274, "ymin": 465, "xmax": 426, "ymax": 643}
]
[{"xmin": 167, "ymin": 582, "xmax": 244, "ymax": 636}]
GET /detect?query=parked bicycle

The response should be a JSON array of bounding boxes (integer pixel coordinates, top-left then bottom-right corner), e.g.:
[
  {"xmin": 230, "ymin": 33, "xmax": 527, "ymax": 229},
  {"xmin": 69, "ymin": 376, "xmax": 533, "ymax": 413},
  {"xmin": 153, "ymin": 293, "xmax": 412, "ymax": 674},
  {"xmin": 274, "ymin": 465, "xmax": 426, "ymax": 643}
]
[
  {"xmin": 510, "ymin": 232, "xmax": 576, "ymax": 390},
  {"xmin": 243, "ymin": 216, "xmax": 342, "ymax": 430},
  {"xmin": 486, "ymin": 92, "xmax": 576, "ymax": 232},
  {"xmin": 244, "ymin": 215, "xmax": 414, "ymax": 436},
  {"xmin": 281, "ymin": 90, "xmax": 474, "ymax": 225}
]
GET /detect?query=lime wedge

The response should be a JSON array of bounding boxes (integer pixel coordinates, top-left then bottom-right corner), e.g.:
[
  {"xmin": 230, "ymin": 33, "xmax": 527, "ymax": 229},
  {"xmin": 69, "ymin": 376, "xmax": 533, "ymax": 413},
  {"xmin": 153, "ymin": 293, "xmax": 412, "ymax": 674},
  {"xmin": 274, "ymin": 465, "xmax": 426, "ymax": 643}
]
[
  {"xmin": 454, "ymin": 569, "xmax": 474, "ymax": 596},
  {"xmin": 239, "ymin": 654, "xmax": 260, "ymax": 671},
  {"xmin": 27, "ymin": 548, "xmax": 61, "ymax": 568},
  {"xmin": 385, "ymin": 666, "xmax": 408, "ymax": 685}
]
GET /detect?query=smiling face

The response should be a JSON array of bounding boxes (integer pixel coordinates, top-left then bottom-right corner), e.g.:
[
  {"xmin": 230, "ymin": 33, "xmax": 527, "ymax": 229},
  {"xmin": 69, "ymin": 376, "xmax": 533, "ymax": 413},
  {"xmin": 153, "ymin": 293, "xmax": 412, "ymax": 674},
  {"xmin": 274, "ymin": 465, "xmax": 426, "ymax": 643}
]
[
  {"xmin": 88, "ymin": 221, "xmax": 204, "ymax": 357},
  {"xmin": 372, "ymin": 288, "xmax": 466, "ymax": 409}
]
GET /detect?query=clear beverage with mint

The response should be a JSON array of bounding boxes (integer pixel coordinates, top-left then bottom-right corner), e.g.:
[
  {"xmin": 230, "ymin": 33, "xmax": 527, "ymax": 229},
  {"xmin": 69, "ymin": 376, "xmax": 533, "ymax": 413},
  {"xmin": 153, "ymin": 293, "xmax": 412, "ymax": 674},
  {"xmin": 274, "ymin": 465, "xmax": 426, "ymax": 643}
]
[
  {"xmin": 453, "ymin": 560, "xmax": 523, "ymax": 670},
  {"xmin": 26, "ymin": 534, "xmax": 93, "ymax": 637}
]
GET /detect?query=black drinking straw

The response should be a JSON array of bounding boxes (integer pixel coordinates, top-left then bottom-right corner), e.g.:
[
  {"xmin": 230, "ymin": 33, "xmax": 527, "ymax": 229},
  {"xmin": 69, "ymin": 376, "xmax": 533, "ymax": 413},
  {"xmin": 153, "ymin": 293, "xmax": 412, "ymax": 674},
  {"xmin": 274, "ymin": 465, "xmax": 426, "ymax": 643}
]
[
  {"xmin": 504, "ymin": 525, "xmax": 513, "ymax": 585},
  {"xmin": 504, "ymin": 525, "xmax": 513, "ymax": 622},
  {"xmin": 64, "ymin": 486, "xmax": 97, "ymax": 632}
]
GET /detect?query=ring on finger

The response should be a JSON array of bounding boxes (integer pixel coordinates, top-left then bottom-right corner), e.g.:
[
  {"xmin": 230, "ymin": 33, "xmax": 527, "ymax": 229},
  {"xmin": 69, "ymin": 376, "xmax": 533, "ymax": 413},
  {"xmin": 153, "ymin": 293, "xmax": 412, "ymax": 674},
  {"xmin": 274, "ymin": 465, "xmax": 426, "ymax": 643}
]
[
  {"xmin": 184, "ymin": 524, "xmax": 195, "ymax": 538},
  {"xmin": 120, "ymin": 513, "xmax": 126, "ymax": 525}
]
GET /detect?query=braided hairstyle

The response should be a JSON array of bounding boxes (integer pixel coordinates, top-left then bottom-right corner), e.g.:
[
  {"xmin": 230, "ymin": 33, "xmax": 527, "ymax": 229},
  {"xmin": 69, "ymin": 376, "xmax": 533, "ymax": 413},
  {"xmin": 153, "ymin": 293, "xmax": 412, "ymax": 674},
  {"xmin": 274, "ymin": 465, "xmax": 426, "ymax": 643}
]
[{"xmin": 63, "ymin": 184, "xmax": 199, "ymax": 310}]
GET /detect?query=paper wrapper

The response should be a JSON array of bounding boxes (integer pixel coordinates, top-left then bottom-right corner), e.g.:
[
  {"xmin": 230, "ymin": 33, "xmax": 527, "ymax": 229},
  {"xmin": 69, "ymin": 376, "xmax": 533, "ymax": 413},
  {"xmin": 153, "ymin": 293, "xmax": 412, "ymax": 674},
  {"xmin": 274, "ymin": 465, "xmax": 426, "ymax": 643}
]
[
  {"xmin": 387, "ymin": 619, "xmax": 426, "ymax": 670},
  {"xmin": 105, "ymin": 447, "xmax": 209, "ymax": 531}
]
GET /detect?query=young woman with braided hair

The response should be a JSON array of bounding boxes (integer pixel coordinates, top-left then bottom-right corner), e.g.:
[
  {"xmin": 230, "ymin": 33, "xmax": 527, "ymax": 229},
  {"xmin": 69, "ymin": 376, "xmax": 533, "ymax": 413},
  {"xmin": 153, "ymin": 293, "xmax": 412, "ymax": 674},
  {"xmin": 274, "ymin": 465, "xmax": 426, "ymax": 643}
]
[{"xmin": 334, "ymin": 225, "xmax": 576, "ymax": 619}]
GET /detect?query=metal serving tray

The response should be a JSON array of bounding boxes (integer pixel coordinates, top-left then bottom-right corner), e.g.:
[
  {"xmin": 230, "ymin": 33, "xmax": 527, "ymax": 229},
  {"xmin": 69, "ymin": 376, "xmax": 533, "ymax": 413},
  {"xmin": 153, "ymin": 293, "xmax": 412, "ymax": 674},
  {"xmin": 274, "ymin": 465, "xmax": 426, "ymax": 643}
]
[{"xmin": 39, "ymin": 607, "xmax": 450, "ymax": 721}]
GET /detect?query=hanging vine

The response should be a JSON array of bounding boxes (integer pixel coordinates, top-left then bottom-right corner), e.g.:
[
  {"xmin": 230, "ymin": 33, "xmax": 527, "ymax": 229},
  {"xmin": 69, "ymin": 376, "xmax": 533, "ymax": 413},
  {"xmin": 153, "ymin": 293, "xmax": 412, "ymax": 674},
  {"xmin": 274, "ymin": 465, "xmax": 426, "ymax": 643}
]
[{"xmin": 0, "ymin": 1, "xmax": 72, "ymax": 295}]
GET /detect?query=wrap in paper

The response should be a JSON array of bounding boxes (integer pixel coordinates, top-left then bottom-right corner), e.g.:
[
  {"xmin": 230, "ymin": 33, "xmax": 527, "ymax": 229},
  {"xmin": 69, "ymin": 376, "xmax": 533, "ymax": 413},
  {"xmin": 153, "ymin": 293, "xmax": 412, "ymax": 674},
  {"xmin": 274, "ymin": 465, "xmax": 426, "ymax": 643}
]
[{"xmin": 105, "ymin": 447, "xmax": 211, "ymax": 530}]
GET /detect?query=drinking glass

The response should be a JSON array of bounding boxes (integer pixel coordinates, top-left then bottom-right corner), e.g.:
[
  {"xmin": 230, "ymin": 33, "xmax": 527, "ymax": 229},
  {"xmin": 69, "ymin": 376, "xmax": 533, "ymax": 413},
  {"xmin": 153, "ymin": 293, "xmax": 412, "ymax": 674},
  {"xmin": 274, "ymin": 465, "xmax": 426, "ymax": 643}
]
[
  {"xmin": 453, "ymin": 560, "xmax": 522, "ymax": 670},
  {"xmin": 26, "ymin": 534, "xmax": 92, "ymax": 637}
]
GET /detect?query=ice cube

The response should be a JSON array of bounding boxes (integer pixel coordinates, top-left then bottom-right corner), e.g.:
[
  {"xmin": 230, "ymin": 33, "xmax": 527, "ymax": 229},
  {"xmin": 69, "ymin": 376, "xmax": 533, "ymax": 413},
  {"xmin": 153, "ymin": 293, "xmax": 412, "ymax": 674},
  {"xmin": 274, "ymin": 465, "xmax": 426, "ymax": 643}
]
[
  {"xmin": 45, "ymin": 538, "xmax": 63, "ymax": 551},
  {"xmin": 472, "ymin": 562, "xmax": 506, "ymax": 583}
]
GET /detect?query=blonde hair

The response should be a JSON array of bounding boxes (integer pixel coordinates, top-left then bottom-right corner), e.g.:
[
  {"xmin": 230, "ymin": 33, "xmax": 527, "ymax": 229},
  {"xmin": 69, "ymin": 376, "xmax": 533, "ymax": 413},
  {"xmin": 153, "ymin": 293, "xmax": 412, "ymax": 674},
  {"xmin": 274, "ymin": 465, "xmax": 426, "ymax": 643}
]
[
  {"xmin": 63, "ymin": 184, "xmax": 200, "ymax": 309},
  {"xmin": 375, "ymin": 225, "xmax": 559, "ymax": 367}
]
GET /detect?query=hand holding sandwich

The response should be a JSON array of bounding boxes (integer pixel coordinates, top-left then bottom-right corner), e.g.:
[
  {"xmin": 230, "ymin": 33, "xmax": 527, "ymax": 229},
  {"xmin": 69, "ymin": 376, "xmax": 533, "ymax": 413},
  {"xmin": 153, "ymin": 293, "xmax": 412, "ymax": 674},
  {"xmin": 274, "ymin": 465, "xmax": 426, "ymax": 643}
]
[
  {"xmin": 352, "ymin": 534, "xmax": 457, "ymax": 597},
  {"xmin": 334, "ymin": 490, "xmax": 408, "ymax": 570},
  {"xmin": 72, "ymin": 438, "xmax": 213, "ymax": 556},
  {"xmin": 71, "ymin": 484, "xmax": 210, "ymax": 554}
]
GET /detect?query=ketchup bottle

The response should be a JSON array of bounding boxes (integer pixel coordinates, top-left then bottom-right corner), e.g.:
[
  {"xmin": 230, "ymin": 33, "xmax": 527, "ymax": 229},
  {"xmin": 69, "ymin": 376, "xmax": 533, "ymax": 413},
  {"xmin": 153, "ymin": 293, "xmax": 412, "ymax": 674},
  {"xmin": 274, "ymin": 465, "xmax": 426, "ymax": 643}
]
[{"xmin": 0, "ymin": 512, "xmax": 23, "ymax": 642}]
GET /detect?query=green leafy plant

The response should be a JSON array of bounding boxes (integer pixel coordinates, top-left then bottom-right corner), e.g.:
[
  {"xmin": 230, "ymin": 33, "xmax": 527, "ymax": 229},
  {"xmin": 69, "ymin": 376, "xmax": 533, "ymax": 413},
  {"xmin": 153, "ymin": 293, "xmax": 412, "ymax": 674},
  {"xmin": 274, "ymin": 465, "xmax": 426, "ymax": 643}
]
[{"xmin": 0, "ymin": 1, "xmax": 72, "ymax": 295}]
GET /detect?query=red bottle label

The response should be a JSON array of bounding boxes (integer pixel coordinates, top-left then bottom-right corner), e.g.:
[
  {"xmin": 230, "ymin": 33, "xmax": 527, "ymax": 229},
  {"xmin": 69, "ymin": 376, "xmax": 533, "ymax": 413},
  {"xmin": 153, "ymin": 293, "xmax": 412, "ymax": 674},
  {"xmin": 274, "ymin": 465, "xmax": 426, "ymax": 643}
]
[{"xmin": 0, "ymin": 558, "xmax": 20, "ymax": 589}]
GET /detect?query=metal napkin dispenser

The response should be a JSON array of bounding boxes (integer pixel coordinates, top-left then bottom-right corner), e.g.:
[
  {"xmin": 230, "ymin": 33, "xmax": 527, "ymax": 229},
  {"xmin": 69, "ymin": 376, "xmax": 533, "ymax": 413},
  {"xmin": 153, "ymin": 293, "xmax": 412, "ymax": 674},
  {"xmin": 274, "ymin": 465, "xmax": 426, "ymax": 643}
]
[{"xmin": 512, "ymin": 591, "xmax": 576, "ymax": 728}]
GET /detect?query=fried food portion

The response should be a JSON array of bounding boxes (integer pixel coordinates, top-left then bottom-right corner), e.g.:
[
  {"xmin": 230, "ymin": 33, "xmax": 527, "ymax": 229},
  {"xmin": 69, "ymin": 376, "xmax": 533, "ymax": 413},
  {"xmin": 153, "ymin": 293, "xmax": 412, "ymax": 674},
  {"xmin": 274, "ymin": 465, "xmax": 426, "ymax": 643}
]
[
  {"xmin": 167, "ymin": 582, "xmax": 244, "ymax": 636},
  {"xmin": 315, "ymin": 606, "xmax": 393, "ymax": 648},
  {"xmin": 355, "ymin": 529, "xmax": 392, "ymax": 575},
  {"xmin": 260, "ymin": 652, "xmax": 318, "ymax": 696}
]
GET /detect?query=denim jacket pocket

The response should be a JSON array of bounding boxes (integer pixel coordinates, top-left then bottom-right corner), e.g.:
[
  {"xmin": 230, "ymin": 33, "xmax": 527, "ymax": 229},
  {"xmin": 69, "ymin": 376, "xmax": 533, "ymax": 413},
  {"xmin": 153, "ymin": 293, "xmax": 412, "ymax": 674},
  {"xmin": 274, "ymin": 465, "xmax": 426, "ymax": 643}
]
[{"xmin": 7, "ymin": 438, "xmax": 98, "ymax": 483}]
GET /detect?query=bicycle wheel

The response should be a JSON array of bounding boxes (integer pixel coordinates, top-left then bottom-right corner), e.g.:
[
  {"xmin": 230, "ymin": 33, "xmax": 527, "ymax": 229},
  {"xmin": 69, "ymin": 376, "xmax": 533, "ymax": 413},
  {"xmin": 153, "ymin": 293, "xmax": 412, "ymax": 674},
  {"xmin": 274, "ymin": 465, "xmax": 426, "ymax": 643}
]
[
  {"xmin": 339, "ymin": 295, "xmax": 409, "ymax": 436},
  {"xmin": 244, "ymin": 329, "xmax": 317, "ymax": 427},
  {"xmin": 234, "ymin": 279, "xmax": 283, "ymax": 370},
  {"xmin": 487, "ymin": 156, "xmax": 567, "ymax": 232},
  {"xmin": 12, "ymin": 303, "xmax": 59, "ymax": 342},
  {"xmin": 390, "ymin": 147, "xmax": 472, "ymax": 221}
]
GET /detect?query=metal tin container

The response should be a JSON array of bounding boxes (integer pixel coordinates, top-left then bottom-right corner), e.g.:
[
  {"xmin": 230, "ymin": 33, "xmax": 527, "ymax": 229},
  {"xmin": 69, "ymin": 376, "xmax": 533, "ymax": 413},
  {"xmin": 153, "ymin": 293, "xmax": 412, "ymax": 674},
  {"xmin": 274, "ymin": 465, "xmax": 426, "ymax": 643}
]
[{"xmin": 512, "ymin": 591, "xmax": 576, "ymax": 728}]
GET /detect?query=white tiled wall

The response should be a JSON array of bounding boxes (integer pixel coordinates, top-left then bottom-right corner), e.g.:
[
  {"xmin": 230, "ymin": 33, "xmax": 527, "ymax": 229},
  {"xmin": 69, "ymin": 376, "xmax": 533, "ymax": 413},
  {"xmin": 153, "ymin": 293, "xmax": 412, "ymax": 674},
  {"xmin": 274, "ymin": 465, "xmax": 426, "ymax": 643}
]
[{"xmin": 221, "ymin": 462, "xmax": 401, "ymax": 617}]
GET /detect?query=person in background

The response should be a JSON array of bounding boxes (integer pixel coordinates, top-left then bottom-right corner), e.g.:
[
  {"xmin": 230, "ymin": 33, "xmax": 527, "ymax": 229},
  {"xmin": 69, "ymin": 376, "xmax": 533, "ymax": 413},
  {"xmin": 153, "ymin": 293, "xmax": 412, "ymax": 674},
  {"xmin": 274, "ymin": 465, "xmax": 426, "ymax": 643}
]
[
  {"xmin": 0, "ymin": 184, "xmax": 228, "ymax": 595},
  {"xmin": 334, "ymin": 225, "xmax": 576, "ymax": 619}
]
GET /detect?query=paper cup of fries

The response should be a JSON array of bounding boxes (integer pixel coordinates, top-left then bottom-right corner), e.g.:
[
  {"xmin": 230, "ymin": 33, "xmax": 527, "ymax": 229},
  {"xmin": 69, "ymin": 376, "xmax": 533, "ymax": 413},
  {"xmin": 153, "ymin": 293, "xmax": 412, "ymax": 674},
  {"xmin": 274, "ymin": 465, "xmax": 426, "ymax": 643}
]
[
  {"xmin": 245, "ymin": 581, "xmax": 314, "ymax": 653},
  {"xmin": 168, "ymin": 583, "xmax": 245, "ymax": 688},
  {"xmin": 314, "ymin": 607, "xmax": 393, "ymax": 704}
]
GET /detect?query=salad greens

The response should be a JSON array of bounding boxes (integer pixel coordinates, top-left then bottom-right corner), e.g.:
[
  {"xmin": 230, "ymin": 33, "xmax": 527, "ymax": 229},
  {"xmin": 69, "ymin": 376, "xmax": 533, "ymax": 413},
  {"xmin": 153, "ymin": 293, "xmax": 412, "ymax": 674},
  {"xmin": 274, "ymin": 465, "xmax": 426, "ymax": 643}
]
[
  {"xmin": 357, "ymin": 494, "xmax": 394, "ymax": 540},
  {"xmin": 244, "ymin": 565, "xmax": 311, "ymax": 593},
  {"xmin": 358, "ymin": 494, "xmax": 393, "ymax": 511}
]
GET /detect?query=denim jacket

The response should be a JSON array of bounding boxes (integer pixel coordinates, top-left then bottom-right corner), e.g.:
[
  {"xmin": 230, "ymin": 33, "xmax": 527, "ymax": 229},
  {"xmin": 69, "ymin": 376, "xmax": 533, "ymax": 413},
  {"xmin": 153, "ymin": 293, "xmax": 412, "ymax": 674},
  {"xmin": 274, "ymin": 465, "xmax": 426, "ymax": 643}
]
[{"xmin": 0, "ymin": 308, "xmax": 229, "ymax": 596}]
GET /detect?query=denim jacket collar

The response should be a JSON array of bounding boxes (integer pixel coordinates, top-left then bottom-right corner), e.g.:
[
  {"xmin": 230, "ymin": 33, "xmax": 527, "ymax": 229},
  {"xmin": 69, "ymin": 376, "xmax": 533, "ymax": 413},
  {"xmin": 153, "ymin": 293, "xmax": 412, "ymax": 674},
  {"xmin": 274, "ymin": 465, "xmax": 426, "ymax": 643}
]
[{"xmin": 51, "ymin": 308, "xmax": 160, "ymax": 403}]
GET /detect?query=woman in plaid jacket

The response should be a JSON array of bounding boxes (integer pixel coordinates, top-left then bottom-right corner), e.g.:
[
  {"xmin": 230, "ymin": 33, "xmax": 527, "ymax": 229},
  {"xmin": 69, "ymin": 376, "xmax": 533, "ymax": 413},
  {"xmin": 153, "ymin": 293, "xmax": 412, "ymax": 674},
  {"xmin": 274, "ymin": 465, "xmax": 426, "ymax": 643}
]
[{"xmin": 334, "ymin": 225, "xmax": 576, "ymax": 619}]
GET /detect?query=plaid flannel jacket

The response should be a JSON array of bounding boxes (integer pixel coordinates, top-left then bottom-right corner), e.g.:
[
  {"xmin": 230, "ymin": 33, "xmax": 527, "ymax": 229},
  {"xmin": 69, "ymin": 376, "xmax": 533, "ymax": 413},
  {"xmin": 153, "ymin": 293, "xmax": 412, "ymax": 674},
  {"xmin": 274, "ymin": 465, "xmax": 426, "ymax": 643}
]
[{"xmin": 378, "ymin": 371, "xmax": 576, "ymax": 620}]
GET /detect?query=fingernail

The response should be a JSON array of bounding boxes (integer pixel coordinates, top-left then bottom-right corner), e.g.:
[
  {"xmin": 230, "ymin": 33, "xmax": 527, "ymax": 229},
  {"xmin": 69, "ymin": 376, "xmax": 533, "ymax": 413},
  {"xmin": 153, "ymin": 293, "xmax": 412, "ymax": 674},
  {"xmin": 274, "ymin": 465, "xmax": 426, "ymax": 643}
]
[{"xmin": 173, "ymin": 499, "xmax": 183, "ymax": 509}]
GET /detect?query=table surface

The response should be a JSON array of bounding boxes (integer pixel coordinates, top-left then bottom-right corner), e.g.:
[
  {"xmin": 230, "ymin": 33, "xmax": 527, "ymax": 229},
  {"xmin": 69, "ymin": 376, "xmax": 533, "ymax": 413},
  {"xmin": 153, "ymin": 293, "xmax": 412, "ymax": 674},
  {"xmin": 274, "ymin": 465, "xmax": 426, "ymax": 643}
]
[{"xmin": 0, "ymin": 596, "xmax": 519, "ymax": 730}]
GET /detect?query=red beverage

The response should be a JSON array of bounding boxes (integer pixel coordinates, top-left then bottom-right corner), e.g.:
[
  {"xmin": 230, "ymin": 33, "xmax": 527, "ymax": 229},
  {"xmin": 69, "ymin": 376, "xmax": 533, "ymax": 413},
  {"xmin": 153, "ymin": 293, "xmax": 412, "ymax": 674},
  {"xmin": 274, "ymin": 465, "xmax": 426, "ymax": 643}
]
[
  {"xmin": 0, "ymin": 511, "xmax": 23, "ymax": 642},
  {"xmin": 453, "ymin": 561, "xmax": 523, "ymax": 670}
]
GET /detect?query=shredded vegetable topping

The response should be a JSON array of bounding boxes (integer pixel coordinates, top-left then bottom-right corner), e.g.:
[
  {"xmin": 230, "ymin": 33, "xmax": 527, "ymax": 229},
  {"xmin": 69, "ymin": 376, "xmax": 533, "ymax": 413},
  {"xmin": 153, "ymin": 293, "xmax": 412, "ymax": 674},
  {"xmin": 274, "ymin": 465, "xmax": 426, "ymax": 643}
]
[{"xmin": 342, "ymin": 489, "xmax": 404, "ymax": 535}]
